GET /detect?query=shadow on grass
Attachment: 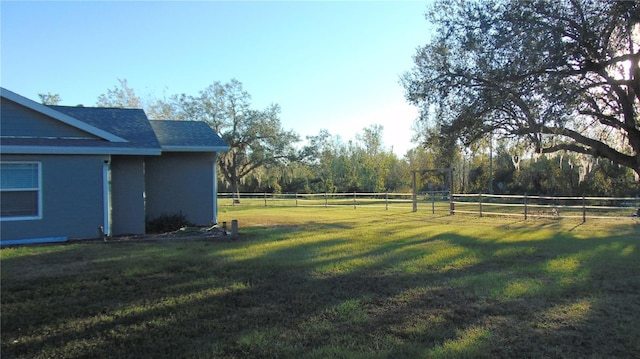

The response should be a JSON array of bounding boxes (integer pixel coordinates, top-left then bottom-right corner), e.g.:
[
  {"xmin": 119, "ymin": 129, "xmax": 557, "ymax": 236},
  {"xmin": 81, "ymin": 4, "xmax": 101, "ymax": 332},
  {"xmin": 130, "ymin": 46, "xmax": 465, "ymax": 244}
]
[{"xmin": 1, "ymin": 216, "xmax": 639, "ymax": 358}]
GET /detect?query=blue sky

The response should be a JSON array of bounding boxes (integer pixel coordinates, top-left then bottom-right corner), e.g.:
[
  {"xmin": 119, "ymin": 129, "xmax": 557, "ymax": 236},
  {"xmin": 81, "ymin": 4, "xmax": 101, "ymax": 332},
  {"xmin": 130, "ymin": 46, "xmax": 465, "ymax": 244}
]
[{"xmin": 1, "ymin": 1, "xmax": 433, "ymax": 155}]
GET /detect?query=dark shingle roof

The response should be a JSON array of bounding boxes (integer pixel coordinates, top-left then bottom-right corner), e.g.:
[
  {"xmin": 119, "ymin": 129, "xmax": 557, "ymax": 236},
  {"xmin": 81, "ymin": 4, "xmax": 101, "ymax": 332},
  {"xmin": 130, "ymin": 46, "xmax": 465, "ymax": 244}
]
[
  {"xmin": 149, "ymin": 120, "xmax": 229, "ymax": 152},
  {"xmin": 50, "ymin": 106, "xmax": 161, "ymax": 149},
  {"xmin": 1, "ymin": 91, "xmax": 227, "ymax": 155}
]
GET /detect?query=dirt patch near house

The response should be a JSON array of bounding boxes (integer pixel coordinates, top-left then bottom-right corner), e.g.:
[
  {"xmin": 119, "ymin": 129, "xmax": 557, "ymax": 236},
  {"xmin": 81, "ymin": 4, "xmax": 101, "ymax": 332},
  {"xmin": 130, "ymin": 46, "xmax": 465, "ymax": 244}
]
[{"xmin": 74, "ymin": 226, "xmax": 234, "ymax": 244}]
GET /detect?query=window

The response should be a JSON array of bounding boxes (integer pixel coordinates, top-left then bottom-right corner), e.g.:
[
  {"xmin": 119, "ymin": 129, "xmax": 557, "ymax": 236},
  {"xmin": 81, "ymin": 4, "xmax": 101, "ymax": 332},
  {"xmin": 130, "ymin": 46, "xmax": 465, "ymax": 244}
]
[{"xmin": 0, "ymin": 162, "xmax": 41, "ymax": 220}]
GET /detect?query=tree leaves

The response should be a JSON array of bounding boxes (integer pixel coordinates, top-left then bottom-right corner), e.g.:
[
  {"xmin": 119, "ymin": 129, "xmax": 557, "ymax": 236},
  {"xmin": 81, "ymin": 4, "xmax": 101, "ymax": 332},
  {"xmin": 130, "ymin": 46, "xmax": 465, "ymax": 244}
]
[
  {"xmin": 96, "ymin": 79, "xmax": 142, "ymax": 109},
  {"xmin": 403, "ymin": 0, "xmax": 640, "ymax": 175}
]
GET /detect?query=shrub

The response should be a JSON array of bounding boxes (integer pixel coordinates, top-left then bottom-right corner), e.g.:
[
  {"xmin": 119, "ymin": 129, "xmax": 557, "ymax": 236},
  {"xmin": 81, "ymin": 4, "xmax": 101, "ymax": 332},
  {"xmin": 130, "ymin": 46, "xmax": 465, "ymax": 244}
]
[{"xmin": 145, "ymin": 212, "xmax": 194, "ymax": 233}]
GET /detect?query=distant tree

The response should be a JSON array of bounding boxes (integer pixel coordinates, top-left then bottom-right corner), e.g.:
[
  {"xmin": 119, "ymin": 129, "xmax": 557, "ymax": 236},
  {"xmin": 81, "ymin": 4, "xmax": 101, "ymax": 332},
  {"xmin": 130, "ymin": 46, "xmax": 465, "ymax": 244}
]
[
  {"xmin": 38, "ymin": 92, "xmax": 61, "ymax": 105},
  {"xmin": 384, "ymin": 153, "xmax": 411, "ymax": 192},
  {"xmin": 95, "ymin": 79, "xmax": 181, "ymax": 120},
  {"xmin": 356, "ymin": 125, "xmax": 391, "ymax": 192},
  {"xmin": 300, "ymin": 127, "xmax": 408, "ymax": 193},
  {"xmin": 176, "ymin": 79, "xmax": 300, "ymax": 203},
  {"xmin": 358, "ymin": 124, "xmax": 384, "ymax": 157},
  {"xmin": 403, "ymin": 0, "xmax": 640, "ymax": 176},
  {"xmin": 303, "ymin": 130, "xmax": 339, "ymax": 193},
  {"xmin": 145, "ymin": 96, "xmax": 180, "ymax": 120},
  {"xmin": 96, "ymin": 79, "xmax": 142, "ymax": 108},
  {"xmin": 493, "ymin": 141, "xmax": 518, "ymax": 193},
  {"xmin": 576, "ymin": 157, "xmax": 637, "ymax": 196}
]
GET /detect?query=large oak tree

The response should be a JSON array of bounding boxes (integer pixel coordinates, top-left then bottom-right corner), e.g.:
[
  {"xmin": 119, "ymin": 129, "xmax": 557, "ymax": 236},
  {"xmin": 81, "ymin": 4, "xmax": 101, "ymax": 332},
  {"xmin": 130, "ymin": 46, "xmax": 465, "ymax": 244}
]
[
  {"xmin": 176, "ymin": 79, "xmax": 300, "ymax": 202},
  {"xmin": 403, "ymin": 0, "xmax": 640, "ymax": 176}
]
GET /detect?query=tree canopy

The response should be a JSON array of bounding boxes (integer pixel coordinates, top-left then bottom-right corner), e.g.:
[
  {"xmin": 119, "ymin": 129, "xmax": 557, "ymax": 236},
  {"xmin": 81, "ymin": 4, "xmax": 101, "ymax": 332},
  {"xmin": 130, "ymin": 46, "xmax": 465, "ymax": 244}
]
[
  {"xmin": 38, "ymin": 92, "xmax": 61, "ymax": 105},
  {"xmin": 402, "ymin": 0, "xmax": 640, "ymax": 175},
  {"xmin": 96, "ymin": 79, "xmax": 142, "ymax": 108}
]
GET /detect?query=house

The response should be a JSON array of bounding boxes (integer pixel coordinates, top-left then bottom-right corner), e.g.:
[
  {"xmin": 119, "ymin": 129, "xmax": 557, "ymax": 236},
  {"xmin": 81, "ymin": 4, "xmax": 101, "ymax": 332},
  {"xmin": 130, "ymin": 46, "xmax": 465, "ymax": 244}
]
[{"xmin": 0, "ymin": 88, "xmax": 229, "ymax": 245}]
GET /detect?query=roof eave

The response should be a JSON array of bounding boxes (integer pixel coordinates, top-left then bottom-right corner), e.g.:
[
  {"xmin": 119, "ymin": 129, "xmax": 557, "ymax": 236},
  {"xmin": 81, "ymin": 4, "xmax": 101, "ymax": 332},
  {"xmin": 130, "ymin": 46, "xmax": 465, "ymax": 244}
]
[
  {"xmin": 160, "ymin": 145, "xmax": 230, "ymax": 152},
  {"xmin": 0, "ymin": 145, "xmax": 161, "ymax": 156}
]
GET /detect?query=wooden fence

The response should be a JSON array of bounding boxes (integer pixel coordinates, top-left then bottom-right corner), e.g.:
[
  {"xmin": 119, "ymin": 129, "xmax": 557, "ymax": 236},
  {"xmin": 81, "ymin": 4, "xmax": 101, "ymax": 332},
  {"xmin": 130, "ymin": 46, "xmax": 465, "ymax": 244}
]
[
  {"xmin": 219, "ymin": 192, "xmax": 640, "ymax": 221},
  {"xmin": 219, "ymin": 192, "xmax": 416, "ymax": 210},
  {"xmin": 453, "ymin": 193, "xmax": 640, "ymax": 221}
]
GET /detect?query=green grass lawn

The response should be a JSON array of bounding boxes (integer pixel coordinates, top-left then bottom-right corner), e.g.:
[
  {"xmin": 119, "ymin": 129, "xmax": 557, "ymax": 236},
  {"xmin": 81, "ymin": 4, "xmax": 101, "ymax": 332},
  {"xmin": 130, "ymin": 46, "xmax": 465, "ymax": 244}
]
[{"xmin": 2, "ymin": 206, "xmax": 639, "ymax": 358}]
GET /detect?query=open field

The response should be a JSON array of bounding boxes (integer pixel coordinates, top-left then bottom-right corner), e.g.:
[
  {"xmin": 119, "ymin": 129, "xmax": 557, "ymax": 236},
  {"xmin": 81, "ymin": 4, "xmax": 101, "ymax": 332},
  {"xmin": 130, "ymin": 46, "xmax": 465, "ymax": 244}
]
[{"xmin": 2, "ymin": 207, "xmax": 639, "ymax": 358}]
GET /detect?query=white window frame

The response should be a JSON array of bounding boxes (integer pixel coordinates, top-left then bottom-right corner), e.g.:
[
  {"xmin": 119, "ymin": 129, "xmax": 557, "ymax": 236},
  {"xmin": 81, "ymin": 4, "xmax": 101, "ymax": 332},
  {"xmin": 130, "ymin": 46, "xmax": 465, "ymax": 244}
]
[{"xmin": 0, "ymin": 161, "xmax": 43, "ymax": 221}]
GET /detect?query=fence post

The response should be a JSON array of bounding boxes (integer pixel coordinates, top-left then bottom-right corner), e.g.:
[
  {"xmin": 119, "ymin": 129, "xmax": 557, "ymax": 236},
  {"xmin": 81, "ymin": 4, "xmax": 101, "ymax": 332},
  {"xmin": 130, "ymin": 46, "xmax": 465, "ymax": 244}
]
[
  {"xmin": 385, "ymin": 192, "xmax": 389, "ymax": 210},
  {"xmin": 449, "ymin": 191, "xmax": 454, "ymax": 215},
  {"xmin": 582, "ymin": 195, "xmax": 586, "ymax": 223},
  {"xmin": 231, "ymin": 219, "xmax": 239, "ymax": 239},
  {"xmin": 432, "ymin": 191, "xmax": 435, "ymax": 214},
  {"xmin": 353, "ymin": 192, "xmax": 357, "ymax": 209},
  {"xmin": 295, "ymin": 193, "xmax": 298, "ymax": 207},
  {"xmin": 524, "ymin": 194, "xmax": 528, "ymax": 220},
  {"xmin": 264, "ymin": 192, "xmax": 267, "ymax": 207},
  {"xmin": 412, "ymin": 172, "xmax": 418, "ymax": 212},
  {"xmin": 479, "ymin": 192, "xmax": 483, "ymax": 217},
  {"xmin": 448, "ymin": 168, "xmax": 454, "ymax": 215},
  {"xmin": 325, "ymin": 192, "xmax": 328, "ymax": 208}
]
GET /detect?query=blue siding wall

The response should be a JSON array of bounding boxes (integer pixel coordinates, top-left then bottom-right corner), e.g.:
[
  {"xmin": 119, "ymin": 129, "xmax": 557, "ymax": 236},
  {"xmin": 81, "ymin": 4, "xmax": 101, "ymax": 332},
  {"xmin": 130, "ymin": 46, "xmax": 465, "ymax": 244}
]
[
  {"xmin": 145, "ymin": 152, "xmax": 216, "ymax": 226},
  {"xmin": 0, "ymin": 154, "xmax": 106, "ymax": 241},
  {"xmin": 1, "ymin": 98, "xmax": 99, "ymax": 139},
  {"xmin": 110, "ymin": 156, "xmax": 146, "ymax": 235}
]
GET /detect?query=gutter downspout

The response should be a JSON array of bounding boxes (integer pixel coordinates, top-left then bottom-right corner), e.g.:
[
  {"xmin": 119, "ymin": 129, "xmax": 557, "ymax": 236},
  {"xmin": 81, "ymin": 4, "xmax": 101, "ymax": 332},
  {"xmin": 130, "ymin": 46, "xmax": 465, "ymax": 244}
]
[
  {"xmin": 212, "ymin": 152, "xmax": 218, "ymax": 225},
  {"xmin": 103, "ymin": 156, "xmax": 112, "ymax": 236}
]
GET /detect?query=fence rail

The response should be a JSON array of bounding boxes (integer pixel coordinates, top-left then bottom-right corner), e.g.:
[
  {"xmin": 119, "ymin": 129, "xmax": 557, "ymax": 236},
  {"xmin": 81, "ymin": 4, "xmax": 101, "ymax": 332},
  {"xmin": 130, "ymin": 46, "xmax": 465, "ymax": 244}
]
[
  {"xmin": 219, "ymin": 192, "xmax": 416, "ymax": 210},
  {"xmin": 453, "ymin": 193, "xmax": 640, "ymax": 221},
  {"xmin": 218, "ymin": 192, "xmax": 640, "ymax": 221}
]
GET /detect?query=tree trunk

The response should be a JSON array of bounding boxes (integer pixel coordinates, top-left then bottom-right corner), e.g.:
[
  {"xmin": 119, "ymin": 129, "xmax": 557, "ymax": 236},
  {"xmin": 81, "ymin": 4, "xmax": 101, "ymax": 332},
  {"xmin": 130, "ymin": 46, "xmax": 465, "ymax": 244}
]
[{"xmin": 231, "ymin": 174, "xmax": 240, "ymax": 204}]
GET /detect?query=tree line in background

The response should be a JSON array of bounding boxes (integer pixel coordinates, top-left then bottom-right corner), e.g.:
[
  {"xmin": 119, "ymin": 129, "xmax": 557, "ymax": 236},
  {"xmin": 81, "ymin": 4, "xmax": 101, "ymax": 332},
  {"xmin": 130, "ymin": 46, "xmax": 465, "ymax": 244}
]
[
  {"xmin": 40, "ymin": 77, "xmax": 637, "ymax": 197},
  {"xmin": 248, "ymin": 131, "xmax": 638, "ymax": 197}
]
